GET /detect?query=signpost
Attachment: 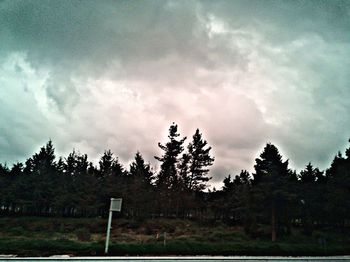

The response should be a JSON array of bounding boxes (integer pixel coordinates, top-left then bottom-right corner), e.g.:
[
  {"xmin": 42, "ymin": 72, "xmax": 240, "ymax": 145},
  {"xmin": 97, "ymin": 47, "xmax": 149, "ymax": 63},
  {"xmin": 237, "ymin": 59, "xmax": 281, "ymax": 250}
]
[{"xmin": 105, "ymin": 198, "xmax": 122, "ymax": 254}]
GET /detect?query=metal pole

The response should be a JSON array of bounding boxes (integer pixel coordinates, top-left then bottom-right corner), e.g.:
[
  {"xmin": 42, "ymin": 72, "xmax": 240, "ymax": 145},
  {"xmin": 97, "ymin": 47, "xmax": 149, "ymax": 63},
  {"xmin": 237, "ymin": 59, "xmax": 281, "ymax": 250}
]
[{"xmin": 105, "ymin": 209, "xmax": 113, "ymax": 254}]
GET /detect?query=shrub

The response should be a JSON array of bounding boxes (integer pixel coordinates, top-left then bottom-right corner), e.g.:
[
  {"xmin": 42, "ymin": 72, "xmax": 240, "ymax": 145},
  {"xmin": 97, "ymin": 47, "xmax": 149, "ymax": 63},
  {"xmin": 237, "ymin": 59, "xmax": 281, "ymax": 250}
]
[{"xmin": 75, "ymin": 228, "xmax": 91, "ymax": 242}]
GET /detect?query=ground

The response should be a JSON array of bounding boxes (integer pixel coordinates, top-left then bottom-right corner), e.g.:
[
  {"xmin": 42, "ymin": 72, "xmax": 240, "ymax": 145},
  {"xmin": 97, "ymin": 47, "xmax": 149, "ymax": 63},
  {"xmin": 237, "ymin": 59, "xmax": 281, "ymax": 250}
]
[{"xmin": 0, "ymin": 217, "xmax": 349, "ymax": 256}]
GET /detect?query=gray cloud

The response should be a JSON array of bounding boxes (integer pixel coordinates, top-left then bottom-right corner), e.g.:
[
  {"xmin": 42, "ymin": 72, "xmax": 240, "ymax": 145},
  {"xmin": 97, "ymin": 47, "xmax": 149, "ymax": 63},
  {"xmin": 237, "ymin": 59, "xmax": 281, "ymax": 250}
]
[{"xmin": 1, "ymin": 0, "xmax": 350, "ymax": 187}]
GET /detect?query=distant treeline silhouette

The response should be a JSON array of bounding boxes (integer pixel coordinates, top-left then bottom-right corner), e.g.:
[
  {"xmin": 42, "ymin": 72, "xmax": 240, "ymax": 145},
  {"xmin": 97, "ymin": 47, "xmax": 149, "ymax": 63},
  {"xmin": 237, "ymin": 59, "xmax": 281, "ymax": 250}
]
[{"xmin": 0, "ymin": 123, "xmax": 349, "ymax": 241}]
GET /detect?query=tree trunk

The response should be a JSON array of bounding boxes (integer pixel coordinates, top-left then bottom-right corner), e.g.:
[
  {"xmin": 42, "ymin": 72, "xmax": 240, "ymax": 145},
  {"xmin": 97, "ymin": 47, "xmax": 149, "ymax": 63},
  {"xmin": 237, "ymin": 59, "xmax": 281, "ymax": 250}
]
[{"xmin": 271, "ymin": 204, "xmax": 276, "ymax": 242}]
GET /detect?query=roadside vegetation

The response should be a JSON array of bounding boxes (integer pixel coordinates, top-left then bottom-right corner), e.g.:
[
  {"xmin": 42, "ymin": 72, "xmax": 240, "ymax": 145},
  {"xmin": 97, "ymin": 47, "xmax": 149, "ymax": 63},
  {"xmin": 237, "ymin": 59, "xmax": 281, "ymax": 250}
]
[{"xmin": 0, "ymin": 217, "xmax": 349, "ymax": 256}]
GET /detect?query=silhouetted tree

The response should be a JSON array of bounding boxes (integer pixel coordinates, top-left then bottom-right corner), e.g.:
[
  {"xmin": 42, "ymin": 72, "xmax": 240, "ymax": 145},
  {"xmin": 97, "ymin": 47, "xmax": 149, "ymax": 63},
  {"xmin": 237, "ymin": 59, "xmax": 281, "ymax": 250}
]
[
  {"xmin": 30, "ymin": 140, "xmax": 59, "ymax": 215},
  {"xmin": 325, "ymin": 140, "xmax": 350, "ymax": 228},
  {"xmin": 154, "ymin": 123, "xmax": 186, "ymax": 216},
  {"xmin": 128, "ymin": 152, "xmax": 154, "ymax": 218},
  {"xmin": 298, "ymin": 162, "xmax": 323, "ymax": 235},
  {"xmin": 187, "ymin": 129, "xmax": 214, "ymax": 192},
  {"xmin": 219, "ymin": 171, "xmax": 253, "ymax": 227},
  {"xmin": 97, "ymin": 150, "xmax": 126, "ymax": 216},
  {"xmin": 252, "ymin": 143, "xmax": 293, "ymax": 241}
]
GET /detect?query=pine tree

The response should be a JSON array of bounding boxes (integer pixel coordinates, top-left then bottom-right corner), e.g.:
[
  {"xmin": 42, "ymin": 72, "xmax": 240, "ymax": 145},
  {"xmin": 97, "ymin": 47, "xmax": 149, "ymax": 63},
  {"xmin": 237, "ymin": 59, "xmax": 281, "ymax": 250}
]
[
  {"xmin": 252, "ymin": 143, "xmax": 292, "ymax": 241},
  {"xmin": 154, "ymin": 123, "xmax": 186, "ymax": 190},
  {"xmin": 325, "ymin": 140, "xmax": 350, "ymax": 228},
  {"xmin": 298, "ymin": 162, "xmax": 324, "ymax": 235},
  {"xmin": 30, "ymin": 140, "xmax": 58, "ymax": 215},
  {"xmin": 97, "ymin": 150, "xmax": 126, "ymax": 216},
  {"xmin": 221, "ymin": 171, "xmax": 252, "ymax": 227},
  {"xmin": 187, "ymin": 129, "xmax": 214, "ymax": 192},
  {"xmin": 299, "ymin": 162, "xmax": 318, "ymax": 183},
  {"xmin": 178, "ymin": 153, "xmax": 191, "ymax": 190},
  {"xmin": 67, "ymin": 151, "xmax": 97, "ymax": 216},
  {"xmin": 98, "ymin": 150, "xmax": 116, "ymax": 178},
  {"xmin": 130, "ymin": 151, "xmax": 153, "ymax": 184},
  {"xmin": 177, "ymin": 153, "xmax": 195, "ymax": 217},
  {"xmin": 129, "ymin": 152, "xmax": 154, "ymax": 217},
  {"xmin": 0, "ymin": 164, "xmax": 10, "ymax": 214},
  {"xmin": 154, "ymin": 123, "xmax": 186, "ymax": 215}
]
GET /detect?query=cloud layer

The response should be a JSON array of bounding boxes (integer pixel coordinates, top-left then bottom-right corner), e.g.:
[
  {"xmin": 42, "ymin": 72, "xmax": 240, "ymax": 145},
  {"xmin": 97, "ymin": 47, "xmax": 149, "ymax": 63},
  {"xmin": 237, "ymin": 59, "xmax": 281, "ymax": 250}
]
[{"xmin": 1, "ymin": 0, "xmax": 350, "ymax": 187}]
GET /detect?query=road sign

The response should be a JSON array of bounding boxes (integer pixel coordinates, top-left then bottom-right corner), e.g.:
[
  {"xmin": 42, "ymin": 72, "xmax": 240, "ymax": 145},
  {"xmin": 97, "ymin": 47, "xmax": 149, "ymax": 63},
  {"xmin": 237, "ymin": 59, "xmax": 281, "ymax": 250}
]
[
  {"xmin": 110, "ymin": 198, "xmax": 122, "ymax": 212},
  {"xmin": 105, "ymin": 198, "xmax": 122, "ymax": 254}
]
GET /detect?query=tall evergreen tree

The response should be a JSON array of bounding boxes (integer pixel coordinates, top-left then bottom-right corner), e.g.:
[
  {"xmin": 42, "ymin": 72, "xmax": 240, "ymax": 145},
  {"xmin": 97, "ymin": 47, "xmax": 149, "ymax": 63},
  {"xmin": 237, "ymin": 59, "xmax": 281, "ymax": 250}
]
[
  {"xmin": 177, "ymin": 153, "xmax": 196, "ymax": 217},
  {"xmin": 299, "ymin": 162, "xmax": 319, "ymax": 183},
  {"xmin": 97, "ymin": 150, "xmax": 126, "ymax": 216},
  {"xmin": 61, "ymin": 151, "xmax": 98, "ymax": 216},
  {"xmin": 0, "ymin": 163, "xmax": 21, "ymax": 214},
  {"xmin": 130, "ymin": 152, "xmax": 153, "ymax": 184},
  {"xmin": 298, "ymin": 162, "xmax": 323, "ymax": 235},
  {"xmin": 154, "ymin": 123, "xmax": 186, "ymax": 190},
  {"xmin": 129, "ymin": 152, "xmax": 154, "ymax": 217},
  {"xmin": 178, "ymin": 153, "xmax": 191, "ymax": 189},
  {"xmin": 30, "ymin": 140, "xmax": 58, "ymax": 215},
  {"xmin": 220, "ymin": 171, "xmax": 252, "ymax": 227},
  {"xmin": 253, "ymin": 143, "xmax": 293, "ymax": 241},
  {"xmin": 325, "ymin": 140, "xmax": 350, "ymax": 228},
  {"xmin": 98, "ymin": 150, "xmax": 116, "ymax": 178},
  {"xmin": 187, "ymin": 129, "xmax": 214, "ymax": 192},
  {"xmin": 154, "ymin": 123, "xmax": 186, "ymax": 215}
]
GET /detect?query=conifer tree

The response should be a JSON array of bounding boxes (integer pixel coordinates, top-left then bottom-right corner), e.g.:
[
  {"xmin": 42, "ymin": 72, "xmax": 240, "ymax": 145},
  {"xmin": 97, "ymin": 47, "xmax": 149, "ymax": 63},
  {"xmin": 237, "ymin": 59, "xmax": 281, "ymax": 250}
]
[
  {"xmin": 187, "ymin": 129, "xmax": 214, "ymax": 192},
  {"xmin": 31, "ymin": 140, "xmax": 58, "ymax": 215},
  {"xmin": 253, "ymin": 143, "xmax": 292, "ymax": 241},
  {"xmin": 130, "ymin": 151, "xmax": 153, "ymax": 184},
  {"xmin": 154, "ymin": 123, "xmax": 186, "ymax": 215},
  {"xmin": 129, "ymin": 152, "xmax": 154, "ymax": 217},
  {"xmin": 98, "ymin": 150, "xmax": 126, "ymax": 216},
  {"xmin": 325, "ymin": 140, "xmax": 350, "ymax": 228},
  {"xmin": 298, "ymin": 162, "xmax": 323, "ymax": 235},
  {"xmin": 154, "ymin": 123, "xmax": 186, "ymax": 190},
  {"xmin": 178, "ymin": 153, "xmax": 191, "ymax": 190}
]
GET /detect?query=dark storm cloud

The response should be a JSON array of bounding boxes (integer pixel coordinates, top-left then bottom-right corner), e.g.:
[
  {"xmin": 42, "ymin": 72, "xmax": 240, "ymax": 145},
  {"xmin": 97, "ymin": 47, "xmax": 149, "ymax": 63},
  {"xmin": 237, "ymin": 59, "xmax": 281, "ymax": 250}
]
[
  {"xmin": 1, "ymin": 0, "xmax": 350, "ymax": 187},
  {"xmin": 203, "ymin": 0, "xmax": 350, "ymax": 43}
]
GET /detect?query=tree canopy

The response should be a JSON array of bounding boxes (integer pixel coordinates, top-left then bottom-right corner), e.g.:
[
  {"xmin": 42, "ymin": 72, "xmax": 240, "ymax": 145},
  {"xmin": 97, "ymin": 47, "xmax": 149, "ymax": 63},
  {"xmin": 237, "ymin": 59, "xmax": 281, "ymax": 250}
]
[{"xmin": 0, "ymin": 124, "xmax": 349, "ymax": 242}]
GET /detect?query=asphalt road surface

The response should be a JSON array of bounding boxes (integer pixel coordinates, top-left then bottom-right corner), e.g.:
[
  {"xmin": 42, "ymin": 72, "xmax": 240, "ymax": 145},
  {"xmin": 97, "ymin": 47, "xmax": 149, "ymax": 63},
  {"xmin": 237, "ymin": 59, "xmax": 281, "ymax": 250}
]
[{"xmin": 1, "ymin": 256, "xmax": 349, "ymax": 262}]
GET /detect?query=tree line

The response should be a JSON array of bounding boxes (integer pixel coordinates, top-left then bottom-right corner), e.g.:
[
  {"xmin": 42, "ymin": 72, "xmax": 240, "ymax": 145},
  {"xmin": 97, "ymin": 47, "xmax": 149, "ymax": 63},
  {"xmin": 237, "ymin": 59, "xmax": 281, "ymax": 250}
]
[
  {"xmin": 0, "ymin": 123, "xmax": 349, "ymax": 241},
  {"xmin": 0, "ymin": 124, "xmax": 213, "ymax": 218}
]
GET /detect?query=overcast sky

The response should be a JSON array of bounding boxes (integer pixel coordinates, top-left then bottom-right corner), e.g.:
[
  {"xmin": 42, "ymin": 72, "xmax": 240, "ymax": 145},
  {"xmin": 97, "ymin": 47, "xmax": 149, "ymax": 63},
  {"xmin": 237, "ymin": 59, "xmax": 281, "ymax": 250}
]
[{"xmin": 1, "ymin": 0, "xmax": 350, "ymax": 188}]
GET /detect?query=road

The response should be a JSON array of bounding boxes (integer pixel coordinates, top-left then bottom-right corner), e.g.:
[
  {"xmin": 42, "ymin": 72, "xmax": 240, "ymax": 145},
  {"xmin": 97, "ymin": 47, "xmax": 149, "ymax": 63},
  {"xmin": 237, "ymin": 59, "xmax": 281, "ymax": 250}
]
[{"xmin": 1, "ymin": 256, "xmax": 349, "ymax": 262}]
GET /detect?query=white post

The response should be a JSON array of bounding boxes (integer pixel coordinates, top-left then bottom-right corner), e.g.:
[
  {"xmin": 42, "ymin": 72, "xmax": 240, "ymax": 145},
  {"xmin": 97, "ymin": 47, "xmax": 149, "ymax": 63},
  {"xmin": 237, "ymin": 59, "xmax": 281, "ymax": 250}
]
[
  {"xmin": 105, "ymin": 209, "xmax": 113, "ymax": 254},
  {"xmin": 105, "ymin": 198, "xmax": 122, "ymax": 254}
]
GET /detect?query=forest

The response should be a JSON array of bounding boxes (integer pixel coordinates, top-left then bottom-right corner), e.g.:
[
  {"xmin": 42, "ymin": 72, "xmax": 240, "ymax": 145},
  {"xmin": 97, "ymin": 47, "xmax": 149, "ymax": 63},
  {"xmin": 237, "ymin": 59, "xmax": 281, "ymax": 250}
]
[{"xmin": 0, "ymin": 123, "xmax": 349, "ymax": 242}]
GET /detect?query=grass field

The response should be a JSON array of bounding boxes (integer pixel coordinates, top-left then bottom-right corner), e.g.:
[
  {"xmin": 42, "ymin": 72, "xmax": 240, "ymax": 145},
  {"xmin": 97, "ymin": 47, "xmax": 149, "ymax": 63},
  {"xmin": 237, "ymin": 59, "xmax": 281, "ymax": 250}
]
[{"xmin": 0, "ymin": 217, "xmax": 349, "ymax": 256}]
